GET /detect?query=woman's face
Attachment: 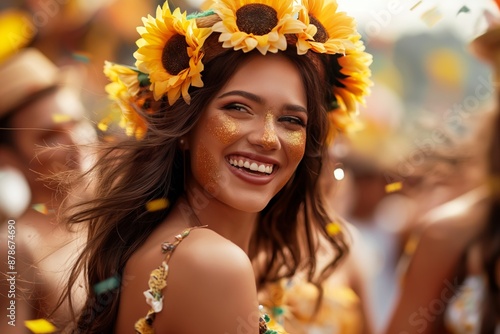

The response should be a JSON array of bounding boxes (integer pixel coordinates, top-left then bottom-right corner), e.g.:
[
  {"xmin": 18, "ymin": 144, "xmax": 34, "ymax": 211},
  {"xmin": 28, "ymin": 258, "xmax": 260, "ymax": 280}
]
[{"xmin": 187, "ymin": 53, "xmax": 308, "ymax": 213}]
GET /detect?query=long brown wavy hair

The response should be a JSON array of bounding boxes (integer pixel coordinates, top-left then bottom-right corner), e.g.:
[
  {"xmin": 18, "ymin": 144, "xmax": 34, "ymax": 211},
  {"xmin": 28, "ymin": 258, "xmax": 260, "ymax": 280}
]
[
  {"xmin": 480, "ymin": 107, "xmax": 500, "ymax": 333},
  {"xmin": 59, "ymin": 41, "xmax": 348, "ymax": 333}
]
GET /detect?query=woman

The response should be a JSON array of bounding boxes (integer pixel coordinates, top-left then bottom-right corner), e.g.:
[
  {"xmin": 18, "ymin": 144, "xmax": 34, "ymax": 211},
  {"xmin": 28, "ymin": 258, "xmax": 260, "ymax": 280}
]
[
  {"xmin": 383, "ymin": 115, "xmax": 495, "ymax": 333},
  {"xmin": 61, "ymin": 0, "xmax": 372, "ymax": 333},
  {"xmin": 443, "ymin": 19, "xmax": 500, "ymax": 334}
]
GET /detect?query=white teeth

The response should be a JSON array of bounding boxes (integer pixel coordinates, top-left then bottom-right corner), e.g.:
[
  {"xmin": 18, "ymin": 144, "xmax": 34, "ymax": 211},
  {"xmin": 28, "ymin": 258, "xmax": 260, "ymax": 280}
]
[{"xmin": 228, "ymin": 158, "xmax": 274, "ymax": 175}]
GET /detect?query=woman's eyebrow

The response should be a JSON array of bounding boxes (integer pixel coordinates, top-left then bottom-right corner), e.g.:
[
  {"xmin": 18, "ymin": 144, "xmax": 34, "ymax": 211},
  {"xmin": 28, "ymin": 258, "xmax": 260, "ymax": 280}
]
[
  {"xmin": 218, "ymin": 90, "xmax": 307, "ymax": 113},
  {"xmin": 217, "ymin": 90, "xmax": 263, "ymax": 104},
  {"xmin": 284, "ymin": 104, "xmax": 308, "ymax": 114}
]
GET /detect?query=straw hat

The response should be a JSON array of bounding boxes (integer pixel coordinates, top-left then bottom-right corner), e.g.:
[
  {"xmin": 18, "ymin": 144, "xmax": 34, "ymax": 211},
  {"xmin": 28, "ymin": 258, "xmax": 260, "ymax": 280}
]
[{"xmin": 0, "ymin": 48, "xmax": 80, "ymax": 118}]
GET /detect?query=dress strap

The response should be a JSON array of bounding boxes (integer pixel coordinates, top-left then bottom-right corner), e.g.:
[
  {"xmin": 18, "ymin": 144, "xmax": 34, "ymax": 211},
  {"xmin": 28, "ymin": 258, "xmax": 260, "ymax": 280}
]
[{"xmin": 134, "ymin": 225, "xmax": 206, "ymax": 334}]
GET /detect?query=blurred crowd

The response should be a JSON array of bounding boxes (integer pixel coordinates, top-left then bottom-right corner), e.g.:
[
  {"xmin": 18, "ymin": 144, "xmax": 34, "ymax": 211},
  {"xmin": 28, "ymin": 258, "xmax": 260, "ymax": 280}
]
[{"xmin": 1, "ymin": 0, "xmax": 500, "ymax": 333}]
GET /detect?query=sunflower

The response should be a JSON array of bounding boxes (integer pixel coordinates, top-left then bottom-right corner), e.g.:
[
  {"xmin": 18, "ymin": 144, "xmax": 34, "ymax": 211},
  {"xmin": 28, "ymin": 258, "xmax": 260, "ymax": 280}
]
[
  {"xmin": 134, "ymin": 2, "xmax": 212, "ymax": 105},
  {"xmin": 296, "ymin": 0, "xmax": 359, "ymax": 55},
  {"xmin": 102, "ymin": 62, "xmax": 149, "ymax": 140},
  {"xmin": 327, "ymin": 41, "xmax": 373, "ymax": 138},
  {"xmin": 212, "ymin": 0, "xmax": 306, "ymax": 55},
  {"xmin": 332, "ymin": 43, "xmax": 373, "ymax": 114},
  {"xmin": 103, "ymin": 61, "xmax": 141, "ymax": 99}
]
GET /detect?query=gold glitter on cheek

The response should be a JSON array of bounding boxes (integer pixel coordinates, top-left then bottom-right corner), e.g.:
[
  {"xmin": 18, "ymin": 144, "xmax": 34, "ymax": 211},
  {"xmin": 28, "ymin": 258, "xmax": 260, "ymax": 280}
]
[
  {"xmin": 207, "ymin": 113, "xmax": 239, "ymax": 144},
  {"xmin": 284, "ymin": 130, "xmax": 306, "ymax": 162},
  {"xmin": 194, "ymin": 143, "xmax": 220, "ymax": 195}
]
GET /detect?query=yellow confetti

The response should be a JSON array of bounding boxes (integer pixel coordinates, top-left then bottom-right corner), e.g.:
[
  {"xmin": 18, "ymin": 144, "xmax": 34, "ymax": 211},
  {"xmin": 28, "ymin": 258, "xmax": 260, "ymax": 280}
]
[
  {"xmin": 385, "ymin": 182, "xmax": 403, "ymax": 193},
  {"xmin": 32, "ymin": 204, "xmax": 49, "ymax": 215},
  {"xmin": 25, "ymin": 319, "xmax": 57, "ymax": 333},
  {"xmin": 410, "ymin": 0, "xmax": 422, "ymax": 11},
  {"xmin": 420, "ymin": 6, "xmax": 443, "ymax": 27},
  {"xmin": 326, "ymin": 222, "xmax": 342, "ymax": 236},
  {"xmin": 146, "ymin": 198, "xmax": 169, "ymax": 212},
  {"xmin": 97, "ymin": 121, "xmax": 109, "ymax": 132},
  {"xmin": 51, "ymin": 114, "xmax": 73, "ymax": 124}
]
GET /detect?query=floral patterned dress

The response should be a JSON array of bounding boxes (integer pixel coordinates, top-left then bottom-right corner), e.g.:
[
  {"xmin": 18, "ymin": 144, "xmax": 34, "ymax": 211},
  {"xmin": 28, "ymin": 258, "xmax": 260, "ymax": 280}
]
[{"xmin": 260, "ymin": 278, "xmax": 363, "ymax": 334}]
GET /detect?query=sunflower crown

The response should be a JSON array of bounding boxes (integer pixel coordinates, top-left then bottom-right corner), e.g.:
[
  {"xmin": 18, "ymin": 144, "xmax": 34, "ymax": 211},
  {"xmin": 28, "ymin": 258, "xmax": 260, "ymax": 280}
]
[{"xmin": 103, "ymin": 0, "xmax": 372, "ymax": 140}]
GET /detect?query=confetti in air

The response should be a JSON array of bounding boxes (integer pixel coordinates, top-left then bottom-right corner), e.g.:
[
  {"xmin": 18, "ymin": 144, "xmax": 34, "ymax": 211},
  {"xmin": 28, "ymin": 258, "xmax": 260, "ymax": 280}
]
[
  {"xmin": 32, "ymin": 204, "xmax": 52, "ymax": 215},
  {"xmin": 51, "ymin": 114, "xmax": 73, "ymax": 124},
  {"xmin": 326, "ymin": 222, "xmax": 342, "ymax": 236},
  {"xmin": 420, "ymin": 6, "xmax": 444, "ymax": 27},
  {"xmin": 93, "ymin": 275, "xmax": 120, "ymax": 295},
  {"xmin": 97, "ymin": 121, "xmax": 109, "ymax": 132},
  {"xmin": 24, "ymin": 319, "xmax": 57, "ymax": 333},
  {"xmin": 146, "ymin": 198, "xmax": 170, "ymax": 212},
  {"xmin": 72, "ymin": 52, "xmax": 91, "ymax": 63},
  {"xmin": 410, "ymin": 0, "xmax": 423, "ymax": 11},
  {"xmin": 385, "ymin": 181, "xmax": 403, "ymax": 193},
  {"xmin": 457, "ymin": 6, "xmax": 470, "ymax": 15}
]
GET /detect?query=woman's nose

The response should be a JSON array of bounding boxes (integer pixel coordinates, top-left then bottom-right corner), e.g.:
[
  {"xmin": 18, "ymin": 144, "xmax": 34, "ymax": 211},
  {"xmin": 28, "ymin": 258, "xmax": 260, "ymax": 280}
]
[{"xmin": 248, "ymin": 113, "xmax": 281, "ymax": 151}]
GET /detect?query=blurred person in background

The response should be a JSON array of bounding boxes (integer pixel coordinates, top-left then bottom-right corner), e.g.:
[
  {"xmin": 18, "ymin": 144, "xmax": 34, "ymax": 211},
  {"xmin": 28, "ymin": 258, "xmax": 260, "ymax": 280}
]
[
  {"xmin": 382, "ymin": 34, "xmax": 498, "ymax": 331},
  {"xmin": 323, "ymin": 82, "xmax": 411, "ymax": 334},
  {"xmin": 0, "ymin": 48, "xmax": 91, "ymax": 333},
  {"xmin": 438, "ymin": 17, "xmax": 500, "ymax": 334}
]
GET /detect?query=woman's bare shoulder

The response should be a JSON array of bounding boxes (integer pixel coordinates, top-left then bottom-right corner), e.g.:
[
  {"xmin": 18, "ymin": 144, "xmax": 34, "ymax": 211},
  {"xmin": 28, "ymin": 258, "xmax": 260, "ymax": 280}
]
[
  {"xmin": 165, "ymin": 229, "xmax": 260, "ymax": 333},
  {"xmin": 117, "ymin": 227, "xmax": 260, "ymax": 334}
]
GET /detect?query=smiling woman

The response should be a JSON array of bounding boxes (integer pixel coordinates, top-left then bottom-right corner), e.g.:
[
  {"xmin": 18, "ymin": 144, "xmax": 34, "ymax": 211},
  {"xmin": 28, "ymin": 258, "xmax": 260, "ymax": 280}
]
[{"xmin": 57, "ymin": 0, "xmax": 372, "ymax": 333}]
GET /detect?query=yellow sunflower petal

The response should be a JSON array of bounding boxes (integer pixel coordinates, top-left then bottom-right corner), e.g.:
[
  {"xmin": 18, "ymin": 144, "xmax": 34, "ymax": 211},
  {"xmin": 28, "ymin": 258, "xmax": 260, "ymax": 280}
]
[{"xmin": 134, "ymin": 1, "xmax": 211, "ymax": 104}]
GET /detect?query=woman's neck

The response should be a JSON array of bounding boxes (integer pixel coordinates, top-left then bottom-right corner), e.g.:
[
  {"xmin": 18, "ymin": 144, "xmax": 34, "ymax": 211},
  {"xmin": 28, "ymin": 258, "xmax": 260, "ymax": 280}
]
[{"xmin": 178, "ymin": 191, "xmax": 258, "ymax": 254}]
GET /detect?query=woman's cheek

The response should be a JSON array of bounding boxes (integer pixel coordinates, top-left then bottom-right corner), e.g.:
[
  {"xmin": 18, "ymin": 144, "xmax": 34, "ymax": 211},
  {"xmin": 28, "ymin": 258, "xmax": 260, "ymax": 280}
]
[
  {"xmin": 193, "ymin": 142, "xmax": 221, "ymax": 195},
  {"xmin": 284, "ymin": 130, "xmax": 306, "ymax": 164},
  {"xmin": 207, "ymin": 112, "xmax": 240, "ymax": 144}
]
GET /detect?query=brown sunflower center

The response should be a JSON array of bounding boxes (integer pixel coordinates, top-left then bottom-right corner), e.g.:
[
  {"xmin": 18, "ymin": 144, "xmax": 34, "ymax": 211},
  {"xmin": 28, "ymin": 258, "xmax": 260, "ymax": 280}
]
[
  {"xmin": 236, "ymin": 4, "xmax": 278, "ymax": 36},
  {"xmin": 162, "ymin": 34, "xmax": 190, "ymax": 75},
  {"xmin": 309, "ymin": 15, "xmax": 329, "ymax": 43}
]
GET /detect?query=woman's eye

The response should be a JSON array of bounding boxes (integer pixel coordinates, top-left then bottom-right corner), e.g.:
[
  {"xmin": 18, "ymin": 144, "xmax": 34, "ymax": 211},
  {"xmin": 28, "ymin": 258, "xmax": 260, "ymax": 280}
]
[
  {"xmin": 279, "ymin": 116, "xmax": 306, "ymax": 127},
  {"xmin": 222, "ymin": 103, "xmax": 249, "ymax": 113}
]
